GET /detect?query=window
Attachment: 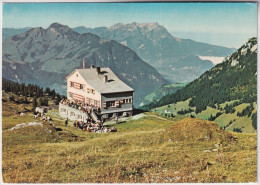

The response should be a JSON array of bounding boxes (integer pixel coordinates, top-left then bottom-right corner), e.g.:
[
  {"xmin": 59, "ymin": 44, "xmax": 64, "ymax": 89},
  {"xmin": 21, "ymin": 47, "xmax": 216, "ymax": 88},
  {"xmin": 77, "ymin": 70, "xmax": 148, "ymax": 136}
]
[
  {"xmin": 124, "ymin": 98, "xmax": 132, "ymax": 104},
  {"xmin": 69, "ymin": 92, "xmax": 73, "ymax": 98},
  {"xmin": 76, "ymin": 114, "xmax": 82, "ymax": 119},
  {"xmin": 61, "ymin": 108, "xmax": 66, "ymax": 113},
  {"xmin": 87, "ymin": 88, "xmax": 90, "ymax": 93},
  {"xmin": 70, "ymin": 111, "xmax": 75, "ymax": 117},
  {"xmin": 89, "ymin": 98, "xmax": 94, "ymax": 105},
  {"xmin": 80, "ymin": 84, "xmax": 83, "ymax": 90},
  {"xmin": 70, "ymin": 82, "xmax": 74, "ymax": 87},
  {"xmin": 107, "ymin": 101, "xmax": 115, "ymax": 107},
  {"xmin": 92, "ymin": 89, "xmax": 95, "ymax": 94}
]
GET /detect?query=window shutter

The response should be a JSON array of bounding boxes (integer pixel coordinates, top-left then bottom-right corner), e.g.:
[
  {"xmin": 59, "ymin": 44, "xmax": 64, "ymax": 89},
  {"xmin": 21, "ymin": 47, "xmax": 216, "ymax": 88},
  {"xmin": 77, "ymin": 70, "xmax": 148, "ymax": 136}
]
[
  {"xmin": 115, "ymin": 100, "xmax": 120, "ymax": 108},
  {"xmin": 103, "ymin": 101, "xmax": 107, "ymax": 109}
]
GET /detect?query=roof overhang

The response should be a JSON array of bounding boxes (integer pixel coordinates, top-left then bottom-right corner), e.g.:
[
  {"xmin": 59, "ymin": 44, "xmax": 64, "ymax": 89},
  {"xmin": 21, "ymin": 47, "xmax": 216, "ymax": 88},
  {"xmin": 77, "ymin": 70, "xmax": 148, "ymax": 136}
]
[
  {"xmin": 101, "ymin": 90, "xmax": 134, "ymax": 95},
  {"xmin": 66, "ymin": 69, "xmax": 77, "ymax": 79}
]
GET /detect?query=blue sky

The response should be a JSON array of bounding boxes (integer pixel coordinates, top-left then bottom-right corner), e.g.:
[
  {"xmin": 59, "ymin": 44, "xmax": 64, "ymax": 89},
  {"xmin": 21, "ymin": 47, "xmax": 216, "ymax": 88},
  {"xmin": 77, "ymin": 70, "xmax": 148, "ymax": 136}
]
[{"xmin": 2, "ymin": 2, "xmax": 257, "ymax": 48}]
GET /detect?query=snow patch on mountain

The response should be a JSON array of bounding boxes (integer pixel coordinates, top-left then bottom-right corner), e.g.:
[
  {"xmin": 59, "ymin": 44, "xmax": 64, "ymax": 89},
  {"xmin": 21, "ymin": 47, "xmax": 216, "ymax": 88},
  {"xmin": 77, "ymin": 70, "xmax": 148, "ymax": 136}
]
[
  {"xmin": 120, "ymin": 40, "xmax": 127, "ymax": 46},
  {"xmin": 182, "ymin": 66, "xmax": 193, "ymax": 70},
  {"xmin": 50, "ymin": 27, "xmax": 57, "ymax": 34},
  {"xmin": 138, "ymin": 44, "xmax": 144, "ymax": 49}
]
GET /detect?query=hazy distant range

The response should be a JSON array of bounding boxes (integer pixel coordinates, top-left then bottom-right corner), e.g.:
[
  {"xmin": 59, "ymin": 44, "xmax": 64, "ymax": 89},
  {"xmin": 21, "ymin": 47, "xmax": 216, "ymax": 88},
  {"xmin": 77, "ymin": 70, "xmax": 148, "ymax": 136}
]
[{"xmin": 171, "ymin": 31, "xmax": 249, "ymax": 49}]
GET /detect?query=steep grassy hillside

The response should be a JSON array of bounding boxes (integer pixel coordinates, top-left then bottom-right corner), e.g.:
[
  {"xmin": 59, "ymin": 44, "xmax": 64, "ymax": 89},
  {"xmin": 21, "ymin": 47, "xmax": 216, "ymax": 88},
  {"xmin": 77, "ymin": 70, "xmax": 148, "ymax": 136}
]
[{"xmin": 2, "ymin": 100, "xmax": 256, "ymax": 183}]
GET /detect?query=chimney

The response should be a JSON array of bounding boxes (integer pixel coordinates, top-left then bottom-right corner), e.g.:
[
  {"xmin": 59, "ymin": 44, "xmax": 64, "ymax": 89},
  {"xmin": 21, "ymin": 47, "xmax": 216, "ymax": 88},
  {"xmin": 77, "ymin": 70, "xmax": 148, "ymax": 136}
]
[
  {"xmin": 96, "ymin": 67, "xmax": 101, "ymax": 74},
  {"xmin": 91, "ymin": 65, "xmax": 95, "ymax": 69},
  {"xmin": 83, "ymin": 58, "xmax": 85, "ymax": 69},
  {"xmin": 103, "ymin": 75, "xmax": 108, "ymax": 83}
]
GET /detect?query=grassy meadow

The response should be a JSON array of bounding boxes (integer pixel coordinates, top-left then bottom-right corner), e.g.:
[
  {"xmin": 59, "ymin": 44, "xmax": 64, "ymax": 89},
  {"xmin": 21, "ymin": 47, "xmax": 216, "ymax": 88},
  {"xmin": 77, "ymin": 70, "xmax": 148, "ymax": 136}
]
[
  {"xmin": 152, "ymin": 99, "xmax": 257, "ymax": 133},
  {"xmin": 2, "ymin": 100, "xmax": 257, "ymax": 183}
]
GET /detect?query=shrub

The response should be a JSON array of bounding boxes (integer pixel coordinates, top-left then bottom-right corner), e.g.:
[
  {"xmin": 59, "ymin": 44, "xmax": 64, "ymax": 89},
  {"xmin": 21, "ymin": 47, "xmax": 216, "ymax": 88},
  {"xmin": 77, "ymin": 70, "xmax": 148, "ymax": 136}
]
[{"xmin": 251, "ymin": 112, "xmax": 257, "ymax": 129}]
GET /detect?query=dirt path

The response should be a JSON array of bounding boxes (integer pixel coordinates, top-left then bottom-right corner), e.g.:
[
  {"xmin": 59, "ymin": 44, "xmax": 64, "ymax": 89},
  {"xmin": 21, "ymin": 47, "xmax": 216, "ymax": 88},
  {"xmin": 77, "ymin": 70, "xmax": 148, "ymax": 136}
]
[{"xmin": 148, "ymin": 114, "xmax": 175, "ymax": 122}]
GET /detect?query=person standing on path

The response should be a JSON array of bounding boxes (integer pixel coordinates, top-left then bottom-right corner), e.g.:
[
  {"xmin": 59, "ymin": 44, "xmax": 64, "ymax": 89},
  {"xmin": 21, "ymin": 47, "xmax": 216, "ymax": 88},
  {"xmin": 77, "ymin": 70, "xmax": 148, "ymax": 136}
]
[
  {"xmin": 115, "ymin": 114, "xmax": 118, "ymax": 124},
  {"xmin": 65, "ymin": 118, "xmax": 68, "ymax": 127}
]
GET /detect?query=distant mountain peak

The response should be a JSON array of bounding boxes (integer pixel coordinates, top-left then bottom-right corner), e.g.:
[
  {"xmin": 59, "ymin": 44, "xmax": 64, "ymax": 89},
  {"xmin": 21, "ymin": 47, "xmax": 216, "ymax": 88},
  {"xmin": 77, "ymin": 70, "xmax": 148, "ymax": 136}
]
[
  {"xmin": 47, "ymin": 22, "xmax": 71, "ymax": 34},
  {"xmin": 109, "ymin": 22, "xmax": 162, "ymax": 31},
  {"xmin": 2, "ymin": 22, "xmax": 168, "ymax": 106},
  {"xmin": 74, "ymin": 26, "xmax": 87, "ymax": 29}
]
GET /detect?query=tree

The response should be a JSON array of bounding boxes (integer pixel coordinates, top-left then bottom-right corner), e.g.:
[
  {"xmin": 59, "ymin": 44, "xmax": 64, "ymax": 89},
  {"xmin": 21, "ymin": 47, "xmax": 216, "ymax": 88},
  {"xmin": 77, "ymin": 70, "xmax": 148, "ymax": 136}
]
[
  {"xmin": 208, "ymin": 114, "xmax": 214, "ymax": 121},
  {"xmin": 24, "ymin": 95, "xmax": 28, "ymax": 104},
  {"xmin": 43, "ymin": 98, "xmax": 48, "ymax": 106},
  {"xmin": 39, "ymin": 97, "xmax": 43, "ymax": 106},
  {"xmin": 51, "ymin": 90, "xmax": 56, "ymax": 100},
  {"xmin": 55, "ymin": 93, "xmax": 61, "ymax": 105},
  {"xmin": 251, "ymin": 112, "xmax": 257, "ymax": 129},
  {"xmin": 233, "ymin": 128, "xmax": 242, "ymax": 133},
  {"xmin": 9, "ymin": 95, "xmax": 15, "ymax": 102},
  {"xmin": 44, "ymin": 87, "xmax": 51, "ymax": 95},
  {"xmin": 33, "ymin": 96, "xmax": 38, "ymax": 108}
]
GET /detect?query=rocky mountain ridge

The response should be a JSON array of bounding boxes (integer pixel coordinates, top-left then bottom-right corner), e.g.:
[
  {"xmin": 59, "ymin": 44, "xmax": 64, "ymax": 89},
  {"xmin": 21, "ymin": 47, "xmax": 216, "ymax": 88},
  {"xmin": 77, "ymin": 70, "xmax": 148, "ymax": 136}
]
[
  {"xmin": 73, "ymin": 22, "xmax": 235, "ymax": 82},
  {"xmin": 2, "ymin": 22, "xmax": 168, "ymax": 106}
]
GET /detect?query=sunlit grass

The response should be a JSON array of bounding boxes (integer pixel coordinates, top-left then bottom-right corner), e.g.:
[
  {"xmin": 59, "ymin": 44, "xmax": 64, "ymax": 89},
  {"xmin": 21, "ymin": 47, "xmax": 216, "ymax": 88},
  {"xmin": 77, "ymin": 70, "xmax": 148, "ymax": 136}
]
[{"xmin": 2, "ymin": 101, "xmax": 257, "ymax": 183}]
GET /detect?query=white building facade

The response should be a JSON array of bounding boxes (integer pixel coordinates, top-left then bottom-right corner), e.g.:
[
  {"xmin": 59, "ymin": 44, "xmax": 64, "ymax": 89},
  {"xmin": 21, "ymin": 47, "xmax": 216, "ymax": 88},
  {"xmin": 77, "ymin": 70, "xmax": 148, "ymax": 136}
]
[{"xmin": 65, "ymin": 66, "xmax": 134, "ymax": 119}]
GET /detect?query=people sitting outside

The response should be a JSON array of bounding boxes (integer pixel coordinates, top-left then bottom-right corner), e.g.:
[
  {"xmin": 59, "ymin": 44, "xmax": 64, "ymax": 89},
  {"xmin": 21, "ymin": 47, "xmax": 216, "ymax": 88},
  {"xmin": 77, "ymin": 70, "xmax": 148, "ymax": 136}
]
[
  {"xmin": 60, "ymin": 98, "xmax": 118, "ymax": 133},
  {"xmin": 79, "ymin": 122, "xmax": 84, "ymax": 130},
  {"xmin": 33, "ymin": 110, "xmax": 54, "ymax": 124},
  {"xmin": 60, "ymin": 98, "xmax": 101, "ymax": 115}
]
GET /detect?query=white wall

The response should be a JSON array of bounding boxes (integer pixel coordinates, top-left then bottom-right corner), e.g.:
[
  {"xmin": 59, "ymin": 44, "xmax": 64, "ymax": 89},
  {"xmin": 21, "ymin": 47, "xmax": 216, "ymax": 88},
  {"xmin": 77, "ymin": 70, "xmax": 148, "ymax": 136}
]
[{"xmin": 67, "ymin": 70, "xmax": 101, "ymax": 105}]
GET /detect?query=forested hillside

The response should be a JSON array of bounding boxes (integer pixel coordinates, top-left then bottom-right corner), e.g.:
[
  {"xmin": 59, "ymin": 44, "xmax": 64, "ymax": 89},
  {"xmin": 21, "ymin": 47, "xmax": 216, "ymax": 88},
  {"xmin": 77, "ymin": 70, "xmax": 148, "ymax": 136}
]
[
  {"xmin": 2, "ymin": 78, "xmax": 64, "ymax": 107},
  {"xmin": 141, "ymin": 37, "xmax": 257, "ymax": 113},
  {"xmin": 139, "ymin": 83, "xmax": 187, "ymax": 106}
]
